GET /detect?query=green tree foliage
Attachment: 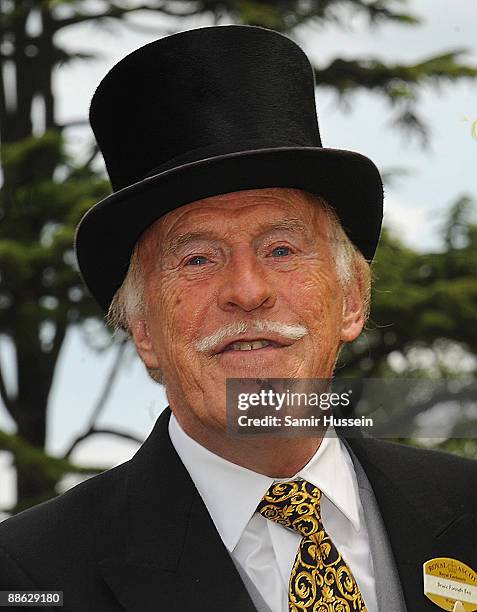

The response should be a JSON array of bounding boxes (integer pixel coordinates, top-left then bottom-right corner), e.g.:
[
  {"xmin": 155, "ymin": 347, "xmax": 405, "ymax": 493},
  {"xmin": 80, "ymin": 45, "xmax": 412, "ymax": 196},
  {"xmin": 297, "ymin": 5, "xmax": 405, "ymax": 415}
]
[
  {"xmin": 0, "ymin": 0, "xmax": 476, "ymax": 513},
  {"xmin": 340, "ymin": 196, "xmax": 477, "ymax": 378},
  {"xmin": 0, "ymin": 132, "xmax": 110, "ymax": 510},
  {"xmin": 337, "ymin": 196, "xmax": 477, "ymax": 460}
]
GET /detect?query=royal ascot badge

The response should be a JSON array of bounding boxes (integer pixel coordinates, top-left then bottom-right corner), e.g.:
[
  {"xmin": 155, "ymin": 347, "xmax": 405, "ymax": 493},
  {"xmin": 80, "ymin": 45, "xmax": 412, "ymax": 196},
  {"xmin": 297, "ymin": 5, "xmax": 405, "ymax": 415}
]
[{"xmin": 423, "ymin": 558, "xmax": 477, "ymax": 611}]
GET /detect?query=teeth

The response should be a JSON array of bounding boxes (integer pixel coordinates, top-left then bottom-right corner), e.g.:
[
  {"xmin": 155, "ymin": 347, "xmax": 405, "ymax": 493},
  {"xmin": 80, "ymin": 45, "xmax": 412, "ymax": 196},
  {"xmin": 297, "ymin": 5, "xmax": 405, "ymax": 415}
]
[{"xmin": 230, "ymin": 340, "xmax": 271, "ymax": 351}]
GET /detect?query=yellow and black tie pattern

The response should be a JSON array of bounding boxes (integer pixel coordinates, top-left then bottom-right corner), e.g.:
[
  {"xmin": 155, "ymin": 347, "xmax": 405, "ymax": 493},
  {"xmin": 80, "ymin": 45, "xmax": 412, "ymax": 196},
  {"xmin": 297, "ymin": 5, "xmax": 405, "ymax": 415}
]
[{"xmin": 257, "ymin": 479, "xmax": 367, "ymax": 612}]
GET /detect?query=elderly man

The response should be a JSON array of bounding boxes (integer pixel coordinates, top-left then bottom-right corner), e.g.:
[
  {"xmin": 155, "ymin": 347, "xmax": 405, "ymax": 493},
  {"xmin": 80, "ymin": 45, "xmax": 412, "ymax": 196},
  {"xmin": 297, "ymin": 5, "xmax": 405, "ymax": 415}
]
[{"xmin": 1, "ymin": 25, "xmax": 476, "ymax": 612}]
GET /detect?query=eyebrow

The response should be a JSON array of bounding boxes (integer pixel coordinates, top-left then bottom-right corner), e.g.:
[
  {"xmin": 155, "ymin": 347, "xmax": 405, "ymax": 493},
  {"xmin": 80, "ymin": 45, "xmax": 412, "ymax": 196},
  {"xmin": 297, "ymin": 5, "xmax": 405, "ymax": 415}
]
[
  {"xmin": 162, "ymin": 231, "xmax": 218, "ymax": 257},
  {"xmin": 258, "ymin": 218, "xmax": 309, "ymax": 235},
  {"xmin": 162, "ymin": 218, "xmax": 310, "ymax": 256}
]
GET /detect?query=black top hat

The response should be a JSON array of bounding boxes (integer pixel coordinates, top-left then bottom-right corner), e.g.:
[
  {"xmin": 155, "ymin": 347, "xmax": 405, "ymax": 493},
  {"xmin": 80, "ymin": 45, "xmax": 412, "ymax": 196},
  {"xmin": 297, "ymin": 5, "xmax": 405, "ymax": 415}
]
[{"xmin": 75, "ymin": 24, "xmax": 383, "ymax": 311}]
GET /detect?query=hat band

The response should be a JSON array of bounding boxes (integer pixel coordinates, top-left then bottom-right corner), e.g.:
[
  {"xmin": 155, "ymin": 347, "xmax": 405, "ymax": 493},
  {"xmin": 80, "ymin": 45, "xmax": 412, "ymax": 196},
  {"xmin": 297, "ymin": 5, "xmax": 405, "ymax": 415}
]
[{"xmin": 142, "ymin": 137, "xmax": 320, "ymax": 180}]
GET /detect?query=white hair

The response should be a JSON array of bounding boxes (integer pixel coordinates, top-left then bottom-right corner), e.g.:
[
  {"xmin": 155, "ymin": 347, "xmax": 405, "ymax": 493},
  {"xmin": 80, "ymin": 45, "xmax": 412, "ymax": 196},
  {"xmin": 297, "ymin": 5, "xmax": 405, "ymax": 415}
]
[{"xmin": 106, "ymin": 193, "xmax": 372, "ymax": 382}]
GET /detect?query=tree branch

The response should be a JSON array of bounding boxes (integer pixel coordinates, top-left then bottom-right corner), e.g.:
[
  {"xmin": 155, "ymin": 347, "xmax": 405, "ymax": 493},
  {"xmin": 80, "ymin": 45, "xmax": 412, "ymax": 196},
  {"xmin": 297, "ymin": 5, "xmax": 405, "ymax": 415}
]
[
  {"xmin": 118, "ymin": 21, "xmax": 174, "ymax": 36},
  {"xmin": 52, "ymin": 3, "xmax": 191, "ymax": 32},
  {"xmin": 58, "ymin": 118, "xmax": 89, "ymax": 130},
  {"xmin": 0, "ymin": 360, "xmax": 15, "ymax": 420},
  {"xmin": 148, "ymin": 5, "xmax": 204, "ymax": 18},
  {"xmin": 314, "ymin": 51, "xmax": 477, "ymax": 101},
  {"xmin": 83, "ymin": 144, "xmax": 100, "ymax": 169},
  {"xmin": 0, "ymin": 61, "xmax": 8, "ymax": 141},
  {"xmin": 62, "ymin": 339, "xmax": 129, "ymax": 459},
  {"xmin": 63, "ymin": 426, "xmax": 143, "ymax": 459},
  {"xmin": 64, "ymin": 143, "xmax": 100, "ymax": 181},
  {"xmin": 85, "ymin": 338, "xmax": 128, "ymax": 431}
]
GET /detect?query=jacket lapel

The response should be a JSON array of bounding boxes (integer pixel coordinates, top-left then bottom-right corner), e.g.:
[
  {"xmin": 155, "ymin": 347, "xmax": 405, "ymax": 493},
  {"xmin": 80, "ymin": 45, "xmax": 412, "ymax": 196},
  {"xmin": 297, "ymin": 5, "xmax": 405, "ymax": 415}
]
[
  {"xmin": 98, "ymin": 407, "xmax": 257, "ymax": 612},
  {"xmin": 348, "ymin": 436, "xmax": 477, "ymax": 610},
  {"xmin": 98, "ymin": 407, "xmax": 476, "ymax": 611}
]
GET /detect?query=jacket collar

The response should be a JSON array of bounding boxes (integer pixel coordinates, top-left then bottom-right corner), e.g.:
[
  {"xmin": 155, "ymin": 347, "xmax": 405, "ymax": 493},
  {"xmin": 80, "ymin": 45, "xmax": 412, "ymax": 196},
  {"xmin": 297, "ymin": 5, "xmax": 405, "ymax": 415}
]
[
  {"xmin": 98, "ymin": 407, "xmax": 257, "ymax": 612},
  {"xmin": 347, "ymin": 435, "xmax": 477, "ymax": 610}
]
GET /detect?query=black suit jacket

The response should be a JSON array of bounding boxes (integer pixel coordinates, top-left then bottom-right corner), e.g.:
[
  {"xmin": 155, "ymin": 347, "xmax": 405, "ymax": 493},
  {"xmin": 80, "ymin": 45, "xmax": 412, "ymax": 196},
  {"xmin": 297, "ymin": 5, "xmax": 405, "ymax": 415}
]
[{"xmin": 1, "ymin": 407, "xmax": 476, "ymax": 611}]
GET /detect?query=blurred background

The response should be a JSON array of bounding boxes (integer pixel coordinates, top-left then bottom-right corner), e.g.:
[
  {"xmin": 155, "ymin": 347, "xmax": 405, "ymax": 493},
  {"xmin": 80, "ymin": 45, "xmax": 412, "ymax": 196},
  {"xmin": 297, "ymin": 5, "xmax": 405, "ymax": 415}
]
[{"xmin": 0, "ymin": 0, "xmax": 476, "ymax": 517}]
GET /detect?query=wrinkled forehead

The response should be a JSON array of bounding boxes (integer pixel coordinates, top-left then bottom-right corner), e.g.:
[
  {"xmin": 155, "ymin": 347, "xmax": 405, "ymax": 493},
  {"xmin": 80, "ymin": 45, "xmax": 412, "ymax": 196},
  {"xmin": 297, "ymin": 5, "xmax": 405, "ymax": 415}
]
[{"xmin": 137, "ymin": 187, "xmax": 331, "ymax": 257}]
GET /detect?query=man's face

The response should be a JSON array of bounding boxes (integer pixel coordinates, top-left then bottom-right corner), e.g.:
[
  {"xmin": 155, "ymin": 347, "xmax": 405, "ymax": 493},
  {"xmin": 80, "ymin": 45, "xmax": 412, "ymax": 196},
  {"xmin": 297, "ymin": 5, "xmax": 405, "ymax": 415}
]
[{"xmin": 131, "ymin": 188, "xmax": 364, "ymax": 435}]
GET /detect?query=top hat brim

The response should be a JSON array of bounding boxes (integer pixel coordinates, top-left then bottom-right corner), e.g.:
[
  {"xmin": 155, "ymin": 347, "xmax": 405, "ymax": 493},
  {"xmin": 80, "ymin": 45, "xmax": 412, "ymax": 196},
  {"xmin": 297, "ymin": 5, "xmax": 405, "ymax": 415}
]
[{"xmin": 75, "ymin": 146, "xmax": 383, "ymax": 312}]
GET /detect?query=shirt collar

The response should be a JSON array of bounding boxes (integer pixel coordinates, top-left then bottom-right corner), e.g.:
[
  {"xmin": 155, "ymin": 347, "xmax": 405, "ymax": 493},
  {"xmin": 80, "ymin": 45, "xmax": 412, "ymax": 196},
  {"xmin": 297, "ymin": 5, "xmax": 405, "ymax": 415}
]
[
  {"xmin": 169, "ymin": 415, "xmax": 361, "ymax": 552},
  {"xmin": 297, "ymin": 429, "xmax": 361, "ymax": 532}
]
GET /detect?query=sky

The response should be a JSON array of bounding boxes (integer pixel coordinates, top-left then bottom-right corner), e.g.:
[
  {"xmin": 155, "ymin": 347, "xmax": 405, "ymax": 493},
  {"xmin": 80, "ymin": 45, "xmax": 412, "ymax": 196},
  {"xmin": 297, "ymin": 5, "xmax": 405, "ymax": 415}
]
[{"xmin": 0, "ymin": 0, "xmax": 476, "ymax": 510}]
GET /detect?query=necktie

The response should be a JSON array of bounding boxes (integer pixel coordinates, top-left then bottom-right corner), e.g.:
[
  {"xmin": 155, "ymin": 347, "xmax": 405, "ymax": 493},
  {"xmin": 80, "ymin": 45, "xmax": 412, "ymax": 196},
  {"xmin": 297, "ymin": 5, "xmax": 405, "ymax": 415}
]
[{"xmin": 257, "ymin": 479, "xmax": 367, "ymax": 612}]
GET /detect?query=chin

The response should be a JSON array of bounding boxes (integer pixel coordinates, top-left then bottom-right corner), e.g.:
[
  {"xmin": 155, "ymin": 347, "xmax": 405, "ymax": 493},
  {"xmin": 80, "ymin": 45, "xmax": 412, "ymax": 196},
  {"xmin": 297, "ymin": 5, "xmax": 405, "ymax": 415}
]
[{"xmin": 215, "ymin": 359, "xmax": 302, "ymax": 379}]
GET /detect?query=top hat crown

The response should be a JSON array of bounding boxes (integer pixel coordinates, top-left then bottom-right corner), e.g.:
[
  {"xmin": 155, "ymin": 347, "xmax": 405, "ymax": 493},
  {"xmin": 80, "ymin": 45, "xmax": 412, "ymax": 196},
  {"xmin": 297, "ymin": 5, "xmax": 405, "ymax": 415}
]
[
  {"xmin": 77, "ymin": 25, "xmax": 383, "ymax": 311},
  {"xmin": 90, "ymin": 25, "xmax": 323, "ymax": 191}
]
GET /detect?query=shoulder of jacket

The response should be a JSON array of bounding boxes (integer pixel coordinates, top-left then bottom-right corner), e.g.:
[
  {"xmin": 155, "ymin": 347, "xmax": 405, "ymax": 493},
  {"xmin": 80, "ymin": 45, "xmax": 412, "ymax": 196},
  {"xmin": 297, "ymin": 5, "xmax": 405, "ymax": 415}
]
[{"xmin": 0, "ymin": 459, "xmax": 130, "ymax": 559}]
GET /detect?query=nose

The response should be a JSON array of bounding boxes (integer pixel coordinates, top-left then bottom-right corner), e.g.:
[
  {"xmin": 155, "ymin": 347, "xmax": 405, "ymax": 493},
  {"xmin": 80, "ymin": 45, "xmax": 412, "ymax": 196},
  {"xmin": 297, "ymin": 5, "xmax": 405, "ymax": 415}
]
[{"xmin": 217, "ymin": 249, "xmax": 276, "ymax": 313}]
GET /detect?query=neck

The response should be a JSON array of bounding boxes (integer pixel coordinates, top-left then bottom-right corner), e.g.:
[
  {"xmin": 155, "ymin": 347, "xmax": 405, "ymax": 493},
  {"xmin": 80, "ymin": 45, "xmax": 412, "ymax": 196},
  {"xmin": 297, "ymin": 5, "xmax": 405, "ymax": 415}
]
[{"xmin": 174, "ymin": 413, "xmax": 323, "ymax": 478}]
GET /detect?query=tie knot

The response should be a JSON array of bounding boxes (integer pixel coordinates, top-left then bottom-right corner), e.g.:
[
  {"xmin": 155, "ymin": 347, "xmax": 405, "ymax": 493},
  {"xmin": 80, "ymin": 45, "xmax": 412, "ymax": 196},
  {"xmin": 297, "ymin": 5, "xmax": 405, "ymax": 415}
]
[{"xmin": 257, "ymin": 479, "xmax": 322, "ymax": 537}]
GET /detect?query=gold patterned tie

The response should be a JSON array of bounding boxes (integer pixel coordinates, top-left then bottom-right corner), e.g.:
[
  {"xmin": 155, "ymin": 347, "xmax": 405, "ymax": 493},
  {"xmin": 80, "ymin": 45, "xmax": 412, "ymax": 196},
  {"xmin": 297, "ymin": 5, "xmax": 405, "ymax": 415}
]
[{"xmin": 257, "ymin": 479, "xmax": 367, "ymax": 612}]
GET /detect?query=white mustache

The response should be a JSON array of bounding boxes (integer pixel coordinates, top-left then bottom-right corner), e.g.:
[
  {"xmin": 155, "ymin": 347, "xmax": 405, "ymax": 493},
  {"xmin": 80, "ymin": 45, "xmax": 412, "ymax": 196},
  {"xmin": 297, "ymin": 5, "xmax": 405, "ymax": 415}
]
[{"xmin": 194, "ymin": 320, "xmax": 308, "ymax": 353}]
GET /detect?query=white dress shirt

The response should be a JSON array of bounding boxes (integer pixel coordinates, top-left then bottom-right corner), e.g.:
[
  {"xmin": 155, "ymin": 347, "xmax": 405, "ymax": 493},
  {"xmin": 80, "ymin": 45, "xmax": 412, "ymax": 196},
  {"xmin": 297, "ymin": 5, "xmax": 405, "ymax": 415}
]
[{"xmin": 169, "ymin": 415, "xmax": 378, "ymax": 612}]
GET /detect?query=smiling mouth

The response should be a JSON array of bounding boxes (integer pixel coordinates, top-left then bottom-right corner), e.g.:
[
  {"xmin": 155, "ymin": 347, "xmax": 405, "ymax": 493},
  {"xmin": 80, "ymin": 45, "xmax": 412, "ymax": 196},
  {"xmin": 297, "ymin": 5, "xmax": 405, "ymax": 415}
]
[{"xmin": 220, "ymin": 339, "xmax": 285, "ymax": 353}]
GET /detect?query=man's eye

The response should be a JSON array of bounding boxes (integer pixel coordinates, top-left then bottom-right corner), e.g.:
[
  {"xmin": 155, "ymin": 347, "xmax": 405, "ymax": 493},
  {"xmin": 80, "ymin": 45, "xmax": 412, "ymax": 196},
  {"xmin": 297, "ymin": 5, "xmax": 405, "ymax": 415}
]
[
  {"xmin": 186, "ymin": 255, "xmax": 209, "ymax": 266},
  {"xmin": 271, "ymin": 246, "xmax": 291, "ymax": 257}
]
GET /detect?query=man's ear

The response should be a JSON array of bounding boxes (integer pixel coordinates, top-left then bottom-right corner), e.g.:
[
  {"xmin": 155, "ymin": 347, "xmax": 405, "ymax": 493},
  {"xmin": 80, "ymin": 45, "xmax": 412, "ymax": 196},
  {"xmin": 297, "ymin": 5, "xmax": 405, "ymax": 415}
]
[
  {"xmin": 130, "ymin": 319, "xmax": 162, "ymax": 369},
  {"xmin": 340, "ymin": 280, "xmax": 365, "ymax": 343}
]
